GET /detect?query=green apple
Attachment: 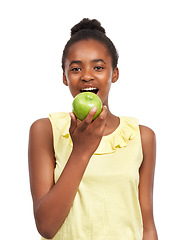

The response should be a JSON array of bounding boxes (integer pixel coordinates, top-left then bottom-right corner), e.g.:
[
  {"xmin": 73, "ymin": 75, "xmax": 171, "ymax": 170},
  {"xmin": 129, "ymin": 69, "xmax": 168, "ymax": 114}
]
[{"xmin": 72, "ymin": 92, "xmax": 103, "ymax": 121}]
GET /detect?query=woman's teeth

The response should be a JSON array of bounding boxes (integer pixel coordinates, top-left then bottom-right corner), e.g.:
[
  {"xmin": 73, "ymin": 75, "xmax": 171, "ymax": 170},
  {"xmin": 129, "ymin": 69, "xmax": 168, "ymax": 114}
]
[{"xmin": 80, "ymin": 87, "xmax": 99, "ymax": 94}]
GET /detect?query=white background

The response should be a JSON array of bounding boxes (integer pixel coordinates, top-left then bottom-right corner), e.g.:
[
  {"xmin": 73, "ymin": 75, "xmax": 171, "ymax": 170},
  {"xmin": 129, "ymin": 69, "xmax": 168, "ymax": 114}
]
[{"xmin": 0, "ymin": 0, "xmax": 185, "ymax": 239}]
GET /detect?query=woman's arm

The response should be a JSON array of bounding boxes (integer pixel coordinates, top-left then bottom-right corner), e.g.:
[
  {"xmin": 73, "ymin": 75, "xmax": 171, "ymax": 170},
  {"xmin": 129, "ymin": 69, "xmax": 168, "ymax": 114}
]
[
  {"xmin": 28, "ymin": 107, "xmax": 107, "ymax": 239},
  {"xmin": 139, "ymin": 125, "xmax": 158, "ymax": 240}
]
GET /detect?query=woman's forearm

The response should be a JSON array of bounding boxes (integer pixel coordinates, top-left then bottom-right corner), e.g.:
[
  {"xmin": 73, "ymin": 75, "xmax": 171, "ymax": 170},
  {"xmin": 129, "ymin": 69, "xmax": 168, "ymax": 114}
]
[{"xmin": 34, "ymin": 149, "xmax": 90, "ymax": 239}]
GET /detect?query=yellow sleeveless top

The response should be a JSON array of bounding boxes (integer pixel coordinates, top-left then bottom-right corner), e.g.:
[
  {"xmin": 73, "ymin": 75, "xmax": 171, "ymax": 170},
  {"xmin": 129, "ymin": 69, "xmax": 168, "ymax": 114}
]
[{"xmin": 42, "ymin": 112, "xmax": 143, "ymax": 240}]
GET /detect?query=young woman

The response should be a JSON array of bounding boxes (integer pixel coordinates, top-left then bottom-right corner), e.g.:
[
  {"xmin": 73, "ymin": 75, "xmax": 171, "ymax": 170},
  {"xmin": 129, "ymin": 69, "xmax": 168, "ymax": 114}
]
[{"xmin": 28, "ymin": 18, "xmax": 158, "ymax": 240}]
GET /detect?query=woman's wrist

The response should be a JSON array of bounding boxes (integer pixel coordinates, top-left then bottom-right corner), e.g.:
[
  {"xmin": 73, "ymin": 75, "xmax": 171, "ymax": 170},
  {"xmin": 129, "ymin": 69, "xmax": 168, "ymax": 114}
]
[{"xmin": 70, "ymin": 147, "xmax": 92, "ymax": 164}]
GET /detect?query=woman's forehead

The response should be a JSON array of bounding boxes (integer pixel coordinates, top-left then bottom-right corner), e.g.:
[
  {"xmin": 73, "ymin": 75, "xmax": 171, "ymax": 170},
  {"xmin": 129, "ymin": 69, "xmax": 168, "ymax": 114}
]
[{"xmin": 66, "ymin": 39, "xmax": 111, "ymax": 61}]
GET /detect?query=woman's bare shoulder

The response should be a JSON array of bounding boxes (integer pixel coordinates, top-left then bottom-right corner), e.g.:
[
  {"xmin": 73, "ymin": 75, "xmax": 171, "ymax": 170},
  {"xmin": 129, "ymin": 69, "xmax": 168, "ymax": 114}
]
[
  {"xmin": 29, "ymin": 118, "xmax": 53, "ymax": 146},
  {"xmin": 139, "ymin": 125, "xmax": 156, "ymax": 140},
  {"xmin": 139, "ymin": 125, "xmax": 156, "ymax": 156},
  {"xmin": 30, "ymin": 118, "xmax": 52, "ymax": 134},
  {"xmin": 30, "ymin": 118, "xmax": 51, "ymax": 129}
]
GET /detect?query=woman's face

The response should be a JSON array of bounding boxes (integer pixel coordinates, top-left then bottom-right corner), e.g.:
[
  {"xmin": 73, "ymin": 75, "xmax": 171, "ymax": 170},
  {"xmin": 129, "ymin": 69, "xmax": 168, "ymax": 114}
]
[{"xmin": 63, "ymin": 39, "xmax": 118, "ymax": 106}]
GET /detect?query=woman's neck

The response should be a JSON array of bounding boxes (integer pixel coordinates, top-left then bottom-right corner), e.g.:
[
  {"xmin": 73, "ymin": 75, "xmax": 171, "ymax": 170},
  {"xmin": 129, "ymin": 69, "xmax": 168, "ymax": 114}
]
[{"xmin": 103, "ymin": 107, "xmax": 120, "ymax": 136}]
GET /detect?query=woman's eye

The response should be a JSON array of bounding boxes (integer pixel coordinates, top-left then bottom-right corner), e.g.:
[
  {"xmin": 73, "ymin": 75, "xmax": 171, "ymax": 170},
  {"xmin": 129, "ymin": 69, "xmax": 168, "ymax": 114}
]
[
  {"xmin": 71, "ymin": 67, "xmax": 81, "ymax": 72},
  {"xmin": 94, "ymin": 66, "xmax": 104, "ymax": 71}
]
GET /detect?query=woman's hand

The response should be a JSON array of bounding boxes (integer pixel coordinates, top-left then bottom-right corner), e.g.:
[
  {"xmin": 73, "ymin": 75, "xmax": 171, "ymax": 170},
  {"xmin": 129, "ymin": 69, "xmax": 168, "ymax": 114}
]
[{"xmin": 69, "ymin": 105, "xmax": 108, "ymax": 158}]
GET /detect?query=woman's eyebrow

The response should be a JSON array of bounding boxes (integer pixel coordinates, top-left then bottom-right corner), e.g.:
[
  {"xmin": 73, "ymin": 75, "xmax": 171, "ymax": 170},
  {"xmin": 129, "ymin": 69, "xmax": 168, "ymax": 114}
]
[
  {"xmin": 92, "ymin": 59, "xmax": 106, "ymax": 64},
  {"xmin": 69, "ymin": 59, "xmax": 106, "ymax": 66},
  {"xmin": 69, "ymin": 60, "xmax": 82, "ymax": 66}
]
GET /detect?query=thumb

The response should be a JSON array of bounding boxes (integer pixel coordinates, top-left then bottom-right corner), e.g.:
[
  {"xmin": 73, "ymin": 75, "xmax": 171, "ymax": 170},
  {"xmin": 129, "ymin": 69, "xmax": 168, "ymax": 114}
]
[{"xmin": 69, "ymin": 112, "xmax": 77, "ymax": 135}]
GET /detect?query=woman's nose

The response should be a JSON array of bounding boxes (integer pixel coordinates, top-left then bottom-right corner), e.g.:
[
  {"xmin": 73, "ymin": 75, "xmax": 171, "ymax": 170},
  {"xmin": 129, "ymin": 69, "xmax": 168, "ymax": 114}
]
[{"xmin": 81, "ymin": 69, "xmax": 94, "ymax": 82}]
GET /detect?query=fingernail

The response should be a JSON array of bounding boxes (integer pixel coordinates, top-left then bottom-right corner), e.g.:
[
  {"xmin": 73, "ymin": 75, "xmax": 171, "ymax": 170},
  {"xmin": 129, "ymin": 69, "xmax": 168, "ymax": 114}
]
[
  {"xmin": 92, "ymin": 107, "xmax": 97, "ymax": 112},
  {"xmin": 70, "ymin": 112, "xmax": 75, "ymax": 119}
]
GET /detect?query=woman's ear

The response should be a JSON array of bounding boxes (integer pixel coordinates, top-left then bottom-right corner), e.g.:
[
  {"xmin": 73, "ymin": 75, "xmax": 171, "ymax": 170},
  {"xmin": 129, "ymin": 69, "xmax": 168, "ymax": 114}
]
[
  {"xmin": 63, "ymin": 72, "xmax": 68, "ymax": 86},
  {"xmin": 112, "ymin": 67, "xmax": 119, "ymax": 83}
]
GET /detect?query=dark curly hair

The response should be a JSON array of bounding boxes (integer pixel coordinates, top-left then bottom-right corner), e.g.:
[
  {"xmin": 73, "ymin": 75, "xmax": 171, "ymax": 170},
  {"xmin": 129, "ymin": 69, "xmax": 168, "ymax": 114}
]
[{"xmin": 62, "ymin": 18, "xmax": 119, "ymax": 70}]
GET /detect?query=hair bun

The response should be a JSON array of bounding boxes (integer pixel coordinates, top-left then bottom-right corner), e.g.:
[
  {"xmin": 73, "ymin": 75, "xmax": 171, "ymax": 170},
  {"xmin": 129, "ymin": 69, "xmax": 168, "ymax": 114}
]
[{"xmin": 71, "ymin": 18, "xmax": 106, "ymax": 36}]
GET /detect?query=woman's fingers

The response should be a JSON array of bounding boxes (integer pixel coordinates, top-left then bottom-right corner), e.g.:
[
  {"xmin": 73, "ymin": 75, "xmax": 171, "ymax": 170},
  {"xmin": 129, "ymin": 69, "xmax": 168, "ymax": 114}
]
[
  {"xmin": 72, "ymin": 105, "xmax": 107, "ymax": 134},
  {"xmin": 69, "ymin": 106, "xmax": 108, "ymax": 157},
  {"xmin": 93, "ymin": 105, "xmax": 108, "ymax": 128},
  {"xmin": 69, "ymin": 112, "xmax": 77, "ymax": 135},
  {"xmin": 78, "ymin": 107, "xmax": 98, "ymax": 131}
]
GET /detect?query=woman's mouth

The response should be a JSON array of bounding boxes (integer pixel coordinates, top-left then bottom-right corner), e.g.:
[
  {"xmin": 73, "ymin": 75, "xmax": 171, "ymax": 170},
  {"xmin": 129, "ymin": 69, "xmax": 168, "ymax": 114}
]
[{"xmin": 80, "ymin": 87, "xmax": 99, "ymax": 94}]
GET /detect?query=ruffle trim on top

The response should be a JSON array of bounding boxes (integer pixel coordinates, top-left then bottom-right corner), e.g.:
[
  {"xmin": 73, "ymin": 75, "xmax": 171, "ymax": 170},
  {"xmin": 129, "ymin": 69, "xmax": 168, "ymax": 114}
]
[
  {"xmin": 49, "ymin": 112, "xmax": 139, "ymax": 155},
  {"xmin": 94, "ymin": 117, "xmax": 138, "ymax": 154}
]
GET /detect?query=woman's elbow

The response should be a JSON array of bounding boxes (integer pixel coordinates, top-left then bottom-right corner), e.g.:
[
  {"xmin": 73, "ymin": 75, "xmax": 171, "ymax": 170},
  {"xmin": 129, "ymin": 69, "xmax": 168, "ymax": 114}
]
[
  {"xmin": 34, "ymin": 209, "xmax": 59, "ymax": 239},
  {"xmin": 33, "ymin": 203, "xmax": 66, "ymax": 238},
  {"xmin": 35, "ymin": 220, "xmax": 57, "ymax": 239}
]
